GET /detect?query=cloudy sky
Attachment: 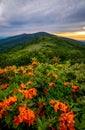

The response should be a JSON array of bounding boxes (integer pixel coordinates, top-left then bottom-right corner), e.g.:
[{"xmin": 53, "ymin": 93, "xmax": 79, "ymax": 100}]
[{"xmin": 0, "ymin": 0, "xmax": 85, "ymax": 40}]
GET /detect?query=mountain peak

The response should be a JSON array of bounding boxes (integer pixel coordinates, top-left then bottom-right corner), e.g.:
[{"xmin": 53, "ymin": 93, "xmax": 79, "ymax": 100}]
[{"xmin": 0, "ymin": 32, "xmax": 53, "ymax": 52}]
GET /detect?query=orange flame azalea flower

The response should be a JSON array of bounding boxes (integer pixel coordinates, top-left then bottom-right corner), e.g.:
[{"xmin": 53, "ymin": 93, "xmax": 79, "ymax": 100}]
[
  {"xmin": 20, "ymin": 66, "xmax": 25, "ymax": 71},
  {"xmin": 20, "ymin": 66, "xmax": 27, "ymax": 74},
  {"xmin": 50, "ymin": 100, "xmax": 57, "ymax": 105},
  {"xmin": 54, "ymin": 101, "xmax": 69, "ymax": 112},
  {"xmin": 49, "ymin": 82, "xmax": 55, "ymax": 88},
  {"xmin": 72, "ymin": 86, "xmax": 79, "ymax": 93},
  {"xmin": 14, "ymin": 70, "xmax": 18, "ymax": 74},
  {"xmin": 59, "ymin": 122, "xmax": 67, "ymax": 130},
  {"xmin": 0, "ymin": 96, "xmax": 17, "ymax": 119},
  {"xmin": 59, "ymin": 103, "xmax": 69, "ymax": 113},
  {"xmin": 0, "ymin": 109, "xmax": 4, "ymax": 119},
  {"xmin": 0, "ymin": 68, "xmax": 4, "ymax": 74},
  {"xmin": 2, "ymin": 84, "xmax": 8, "ymax": 89},
  {"xmin": 32, "ymin": 61, "xmax": 38, "ymax": 66},
  {"xmin": 53, "ymin": 101, "xmax": 61, "ymax": 112},
  {"xmin": 18, "ymin": 88, "xmax": 37, "ymax": 99},
  {"xmin": 22, "ymin": 70, "xmax": 27, "ymax": 74},
  {"xmin": 50, "ymin": 100, "xmax": 69, "ymax": 113},
  {"xmin": 27, "ymin": 81, "xmax": 32, "ymax": 85},
  {"xmin": 28, "ymin": 72, "xmax": 34, "ymax": 76},
  {"xmin": 18, "ymin": 89, "xmax": 28, "ymax": 99},
  {"xmin": 18, "ymin": 104, "xmax": 27, "ymax": 113},
  {"xmin": 64, "ymin": 82, "xmax": 69, "ymax": 86},
  {"xmin": 13, "ymin": 105, "xmax": 35, "ymax": 126},
  {"xmin": 28, "ymin": 88, "xmax": 37, "ymax": 99},
  {"xmin": 7, "ymin": 96, "xmax": 17, "ymax": 105},
  {"xmin": 59, "ymin": 111, "xmax": 75, "ymax": 130},
  {"xmin": 52, "ymin": 74, "xmax": 58, "ymax": 79},
  {"xmin": 21, "ymin": 83, "xmax": 26, "ymax": 89},
  {"xmin": 27, "ymin": 65, "xmax": 33, "ymax": 70}
]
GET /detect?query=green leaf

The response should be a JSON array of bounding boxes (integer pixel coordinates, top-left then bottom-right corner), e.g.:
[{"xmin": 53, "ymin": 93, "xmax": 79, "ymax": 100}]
[
  {"xmin": 82, "ymin": 114, "xmax": 85, "ymax": 120},
  {"xmin": 80, "ymin": 120, "xmax": 85, "ymax": 129},
  {"xmin": 5, "ymin": 114, "xmax": 13, "ymax": 125},
  {"xmin": 72, "ymin": 107, "xmax": 81, "ymax": 112},
  {"xmin": 37, "ymin": 118, "xmax": 42, "ymax": 127}
]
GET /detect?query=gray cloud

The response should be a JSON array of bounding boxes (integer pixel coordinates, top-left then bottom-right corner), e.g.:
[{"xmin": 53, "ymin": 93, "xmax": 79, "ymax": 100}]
[
  {"xmin": 65, "ymin": 5, "xmax": 85, "ymax": 23},
  {"xmin": 0, "ymin": 0, "xmax": 85, "ymax": 36}
]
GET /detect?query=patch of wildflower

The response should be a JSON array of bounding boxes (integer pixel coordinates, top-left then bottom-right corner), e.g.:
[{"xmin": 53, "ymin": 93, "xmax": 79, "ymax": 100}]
[
  {"xmin": 18, "ymin": 88, "xmax": 37, "ymax": 99},
  {"xmin": 13, "ymin": 104, "xmax": 35, "ymax": 126},
  {"xmin": 59, "ymin": 111, "xmax": 75, "ymax": 130},
  {"xmin": 0, "ymin": 96, "xmax": 17, "ymax": 119}
]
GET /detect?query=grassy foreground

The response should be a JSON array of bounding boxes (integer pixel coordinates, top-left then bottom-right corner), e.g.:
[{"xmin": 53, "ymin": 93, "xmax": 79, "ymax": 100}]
[{"xmin": 0, "ymin": 60, "xmax": 85, "ymax": 130}]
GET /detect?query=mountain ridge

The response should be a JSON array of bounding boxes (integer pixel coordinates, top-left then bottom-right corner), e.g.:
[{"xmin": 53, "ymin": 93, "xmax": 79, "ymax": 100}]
[
  {"xmin": 0, "ymin": 32, "xmax": 85, "ymax": 68},
  {"xmin": 0, "ymin": 32, "xmax": 54, "ymax": 52},
  {"xmin": 0, "ymin": 32, "xmax": 84, "ymax": 53}
]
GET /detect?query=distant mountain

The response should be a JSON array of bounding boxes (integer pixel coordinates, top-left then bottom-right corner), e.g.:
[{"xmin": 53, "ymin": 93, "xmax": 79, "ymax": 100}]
[
  {"xmin": 0, "ymin": 37, "xmax": 7, "ymax": 39},
  {"xmin": 0, "ymin": 32, "xmax": 53, "ymax": 52},
  {"xmin": 80, "ymin": 41, "xmax": 85, "ymax": 45},
  {"xmin": 0, "ymin": 37, "xmax": 3, "ymax": 39}
]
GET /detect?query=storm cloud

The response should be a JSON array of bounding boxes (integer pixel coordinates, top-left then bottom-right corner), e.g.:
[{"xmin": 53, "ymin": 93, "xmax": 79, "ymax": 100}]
[{"xmin": 0, "ymin": 0, "xmax": 85, "ymax": 36}]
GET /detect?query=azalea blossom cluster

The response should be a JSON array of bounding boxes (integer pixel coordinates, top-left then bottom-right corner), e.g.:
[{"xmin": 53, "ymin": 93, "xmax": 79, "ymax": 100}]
[
  {"xmin": 0, "ymin": 66, "xmax": 17, "ymax": 74},
  {"xmin": 18, "ymin": 88, "xmax": 37, "ymax": 99},
  {"xmin": 20, "ymin": 61, "xmax": 38, "ymax": 74},
  {"xmin": 13, "ymin": 104, "xmax": 35, "ymax": 126},
  {"xmin": 0, "ymin": 61, "xmax": 38, "ymax": 75},
  {"xmin": 59, "ymin": 111, "xmax": 75, "ymax": 130},
  {"xmin": 72, "ymin": 86, "xmax": 79, "ymax": 93},
  {"xmin": 32, "ymin": 61, "xmax": 38, "ymax": 67},
  {"xmin": 0, "ymin": 65, "xmax": 18, "ymax": 74},
  {"xmin": 1, "ymin": 84, "xmax": 8, "ymax": 89},
  {"xmin": 50, "ymin": 100, "xmax": 69, "ymax": 112},
  {"xmin": 50, "ymin": 100, "xmax": 75, "ymax": 130},
  {"xmin": 0, "ymin": 96, "xmax": 17, "ymax": 119},
  {"xmin": 64, "ymin": 81, "xmax": 69, "ymax": 86},
  {"xmin": 0, "ymin": 61, "xmax": 79, "ymax": 130}
]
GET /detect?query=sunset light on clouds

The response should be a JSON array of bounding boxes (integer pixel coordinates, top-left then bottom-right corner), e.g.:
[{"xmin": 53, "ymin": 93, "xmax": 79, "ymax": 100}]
[{"xmin": 56, "ymin": 31, "xmax": 85, "ymax": 40}]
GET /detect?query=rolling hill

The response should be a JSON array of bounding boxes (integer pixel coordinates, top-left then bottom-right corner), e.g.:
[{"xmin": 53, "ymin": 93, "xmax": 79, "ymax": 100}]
[
  {"xmin": 0, "ymin": 32, "xmax": 53, "ymax": 52},
  {"xmin": 0, "ymin": 32, "xmax": 85, "ymax": 68}
]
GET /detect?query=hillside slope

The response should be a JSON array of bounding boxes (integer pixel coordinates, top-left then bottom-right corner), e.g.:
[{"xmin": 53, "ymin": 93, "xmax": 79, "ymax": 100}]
[
  {"xmin": 0, "ymin": 34, "xmax": 85, "ymax": 68},
  {"xmin": 0, "ymin": 32, "xmax": 53, "ymax": 52}
]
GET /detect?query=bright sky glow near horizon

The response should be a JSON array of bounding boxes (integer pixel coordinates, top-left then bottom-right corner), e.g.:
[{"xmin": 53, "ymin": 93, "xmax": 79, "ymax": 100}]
[
  {"xmin": 56, "ymin": 31, "xmax": 85, "ymax": 40},
  {"xmin": 0, "ymin": 0, "xmax": 85, "ymax": 40}
]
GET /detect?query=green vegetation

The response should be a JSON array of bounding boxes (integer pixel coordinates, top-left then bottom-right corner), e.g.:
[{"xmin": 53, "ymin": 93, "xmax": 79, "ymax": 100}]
[
  {"xmin": 0, "ymin": 34, "xmax": 85, "ymax": 129},
  {"xmin": 0, "ymin": 35, "xmax": 85, "ymax": 68},
  {"xmin": 0, "ymin": 61, "xmax": 85, "ymax": 130},
  {"xmin": 0, "ymin": 32, "xmax": 52, "ymax": 52}
]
